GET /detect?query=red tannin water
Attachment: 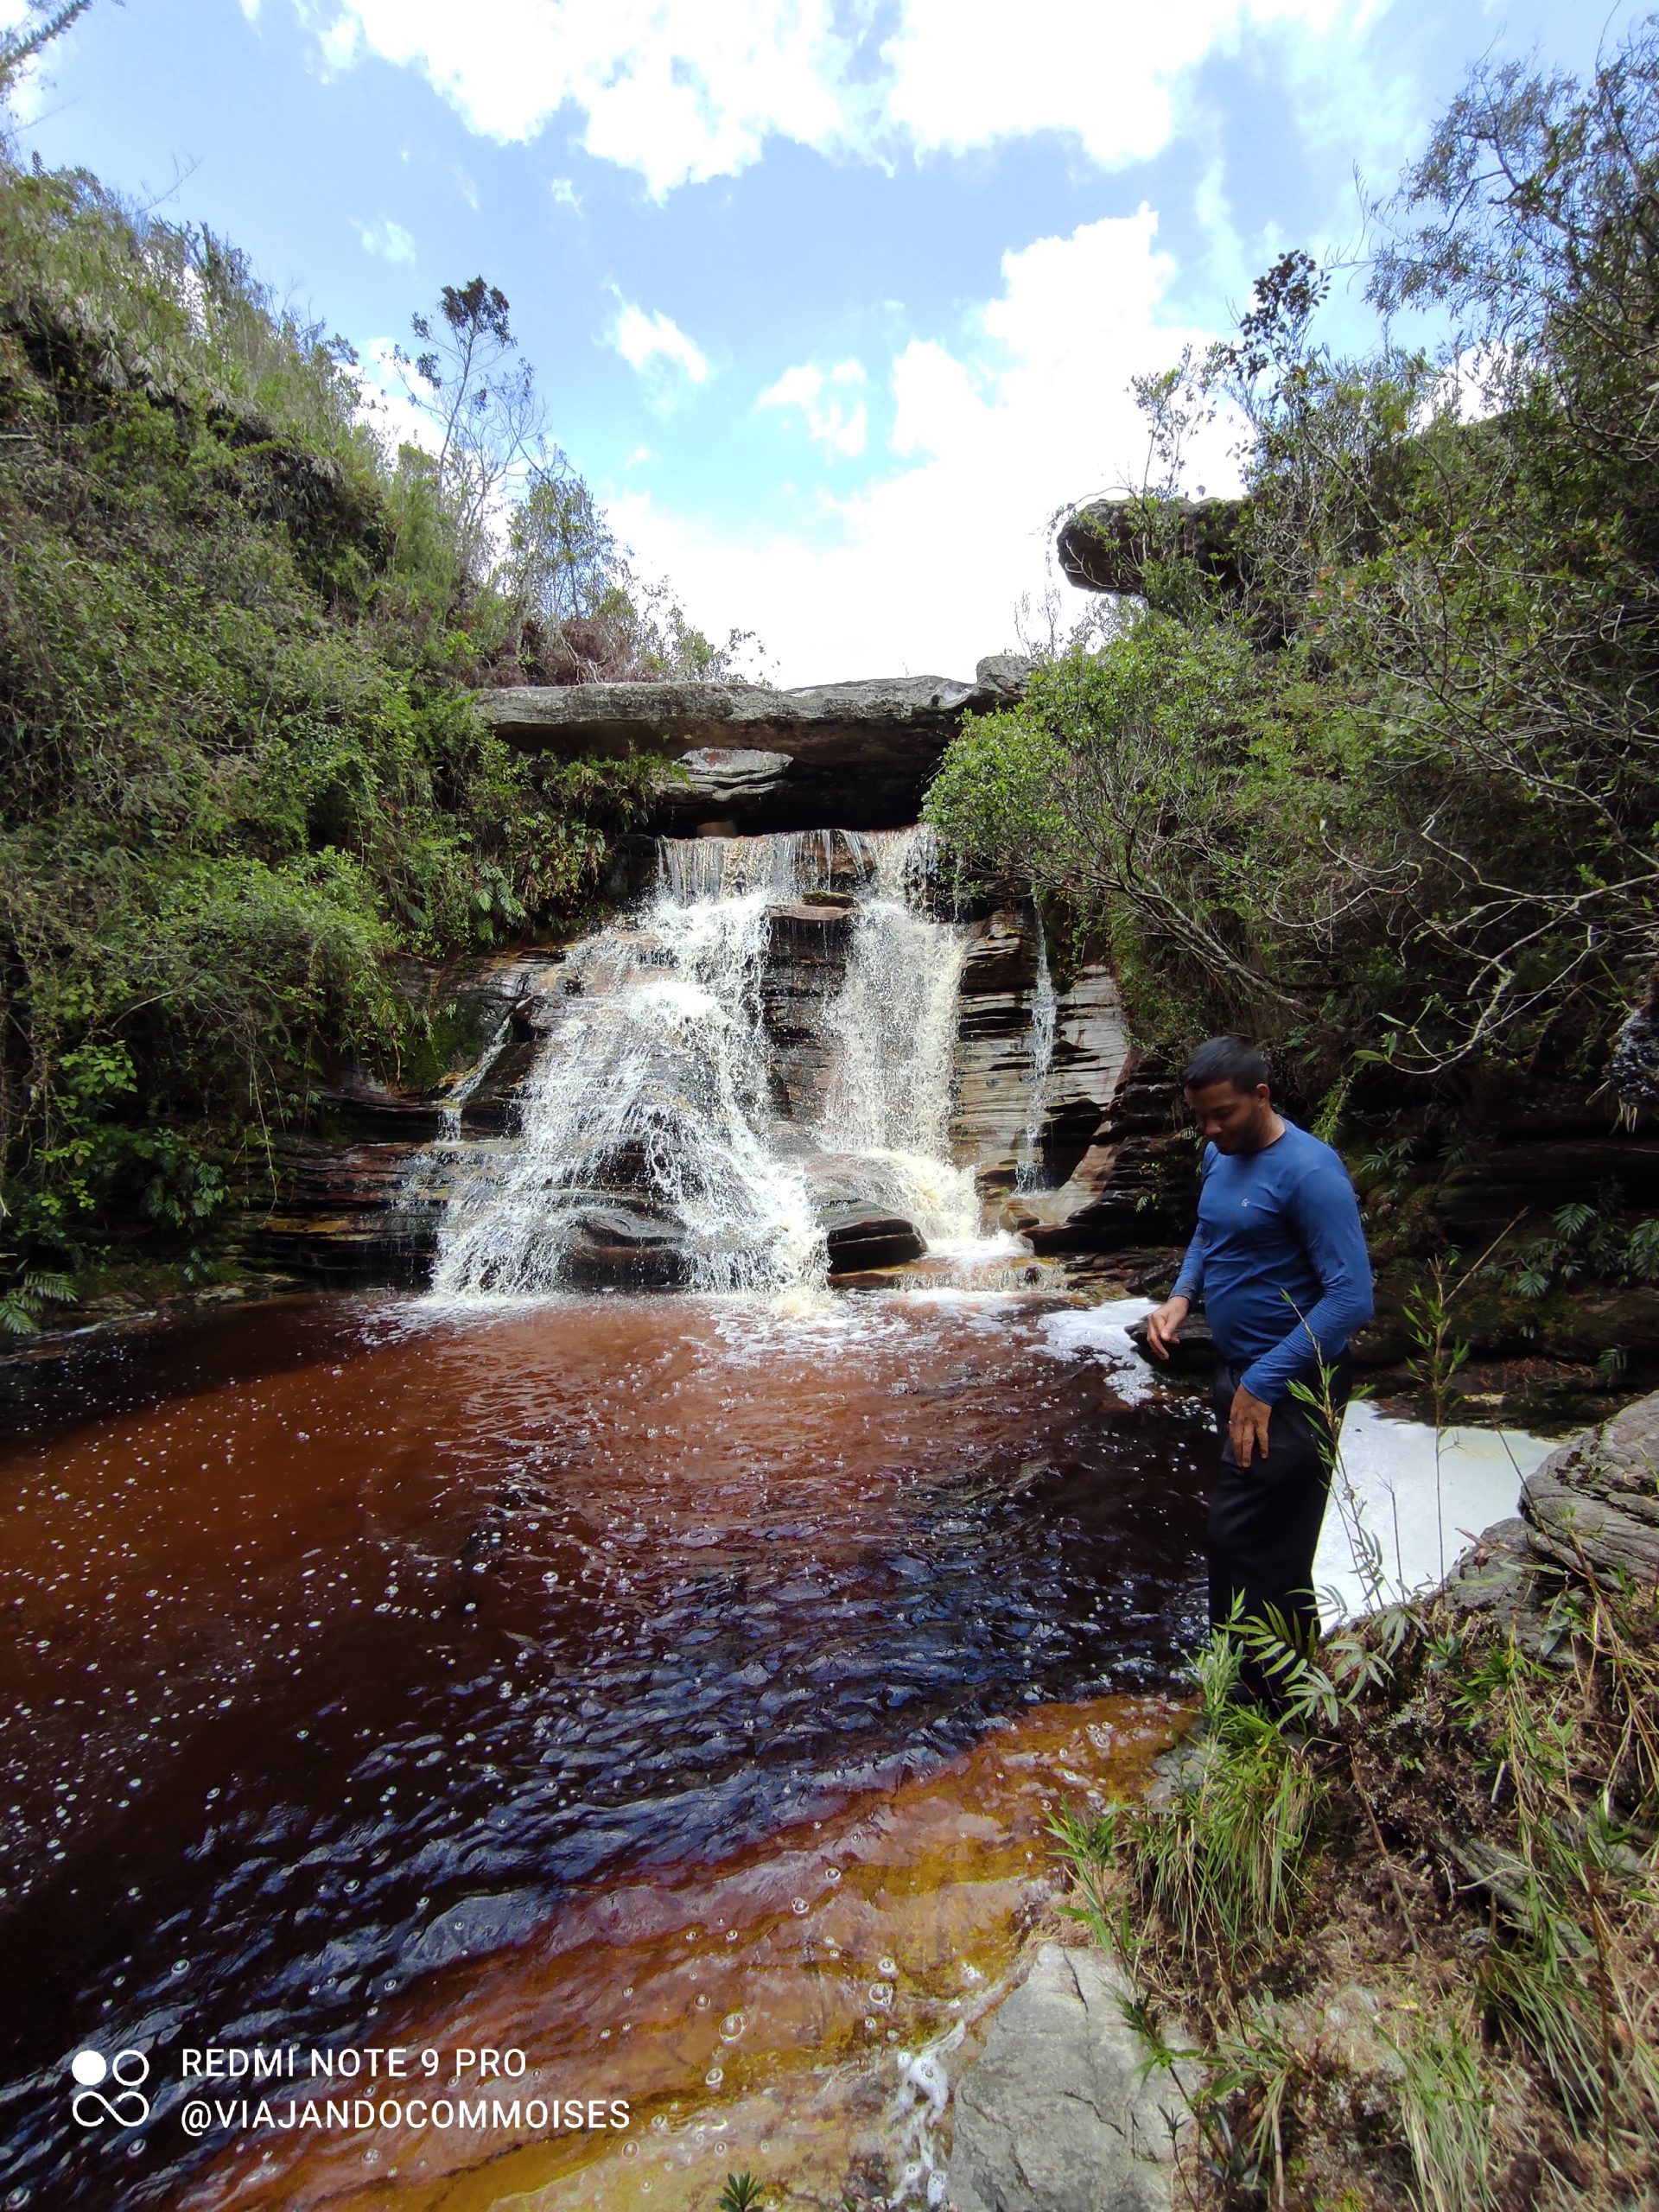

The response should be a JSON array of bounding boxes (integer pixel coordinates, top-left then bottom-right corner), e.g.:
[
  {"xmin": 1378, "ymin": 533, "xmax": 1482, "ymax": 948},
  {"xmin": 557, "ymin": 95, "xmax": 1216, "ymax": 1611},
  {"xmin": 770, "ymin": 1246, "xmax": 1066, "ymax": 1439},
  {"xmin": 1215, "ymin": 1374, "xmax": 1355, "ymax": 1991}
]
[{"xmin": 0, "ymin": 1289, "xmax": 1208, "ymax": 2209}]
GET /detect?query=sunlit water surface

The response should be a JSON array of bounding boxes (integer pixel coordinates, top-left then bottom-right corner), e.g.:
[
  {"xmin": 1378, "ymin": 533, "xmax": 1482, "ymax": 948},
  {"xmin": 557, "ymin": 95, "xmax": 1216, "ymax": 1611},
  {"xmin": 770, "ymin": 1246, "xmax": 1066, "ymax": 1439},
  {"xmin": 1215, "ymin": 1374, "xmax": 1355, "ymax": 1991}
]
[{"xmin": 0, "ymin": 1288, "xmax": 1217, "ymax": 2210}]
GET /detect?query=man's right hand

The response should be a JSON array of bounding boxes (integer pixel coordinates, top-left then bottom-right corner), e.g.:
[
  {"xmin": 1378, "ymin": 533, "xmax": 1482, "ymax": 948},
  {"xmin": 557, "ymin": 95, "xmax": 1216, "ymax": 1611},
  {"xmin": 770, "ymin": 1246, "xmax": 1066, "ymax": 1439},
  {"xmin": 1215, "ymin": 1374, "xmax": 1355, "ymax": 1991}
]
[{"xmin": 1145, "ymin": 1295, "xmax": 1190, "ymax": 1362}]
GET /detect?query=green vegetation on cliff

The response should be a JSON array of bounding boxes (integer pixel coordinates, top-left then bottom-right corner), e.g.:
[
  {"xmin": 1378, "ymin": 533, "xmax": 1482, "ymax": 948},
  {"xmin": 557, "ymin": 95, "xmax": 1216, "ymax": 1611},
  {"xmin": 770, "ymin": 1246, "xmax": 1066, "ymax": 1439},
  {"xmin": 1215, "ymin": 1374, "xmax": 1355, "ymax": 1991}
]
[
  {"xmin": 928, "ymin": 29, "xmax": 1659, "ymax": 1098},
  {"xmin": 0, "ymin": 75, "xmax": 737, "ymax": 1296}
]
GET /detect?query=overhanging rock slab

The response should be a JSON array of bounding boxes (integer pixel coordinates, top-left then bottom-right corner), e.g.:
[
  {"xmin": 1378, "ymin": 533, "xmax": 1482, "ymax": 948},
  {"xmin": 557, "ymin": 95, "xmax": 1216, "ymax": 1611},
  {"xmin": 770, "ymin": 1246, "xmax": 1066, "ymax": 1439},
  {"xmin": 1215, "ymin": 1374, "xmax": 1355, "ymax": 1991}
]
[{"xmin": 475, "ymin": 660, "xmax": 1033, "ymax": 831}]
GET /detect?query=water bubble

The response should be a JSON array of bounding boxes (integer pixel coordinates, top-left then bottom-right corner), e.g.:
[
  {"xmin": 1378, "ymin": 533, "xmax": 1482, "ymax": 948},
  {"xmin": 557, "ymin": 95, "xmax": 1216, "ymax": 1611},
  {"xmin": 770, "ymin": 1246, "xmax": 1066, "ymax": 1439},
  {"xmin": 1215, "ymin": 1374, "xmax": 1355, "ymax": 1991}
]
[
  {"xmin": 720, "ymin": 2012, "xmax": 744, "ymax": 2040},
  {"xmin": 791, "ymin": 1897, "xmax": 808, "ymax": 1915},
  {"xmin": 869, "ymin": 1982, "xmax": 893, "ymax": 2008},
  {"xmin": 703, "ymin": 2068, "xmax": 723, "ymax": 2088},
  {"xmin": 825, "ymin": 1866, "xmax": 842, "ymax": 1883},
  {"xmin": 694, "ymin": 1993, "xmax": 709, "ymax": 2011},
  {"xmin": 878, "ymin": 1955, "xmax": 898, "ymax": 1977},
  {"xmin": 863, "ymin": 2016, "xmax": 879, "ymax": 2031},
  {"xmin": 623, "ymin": 2142, "xmax": 639, "ymax": 2159}
]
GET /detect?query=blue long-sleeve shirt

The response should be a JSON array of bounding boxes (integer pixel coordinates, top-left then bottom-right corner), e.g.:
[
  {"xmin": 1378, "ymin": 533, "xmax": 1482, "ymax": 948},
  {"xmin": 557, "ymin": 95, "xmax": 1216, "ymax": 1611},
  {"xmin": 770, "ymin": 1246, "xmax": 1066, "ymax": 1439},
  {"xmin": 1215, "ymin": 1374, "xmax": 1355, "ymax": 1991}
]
[{"xmin": 1170, "ymin": 1119, "xmax": 1374, "ymax": 1403}]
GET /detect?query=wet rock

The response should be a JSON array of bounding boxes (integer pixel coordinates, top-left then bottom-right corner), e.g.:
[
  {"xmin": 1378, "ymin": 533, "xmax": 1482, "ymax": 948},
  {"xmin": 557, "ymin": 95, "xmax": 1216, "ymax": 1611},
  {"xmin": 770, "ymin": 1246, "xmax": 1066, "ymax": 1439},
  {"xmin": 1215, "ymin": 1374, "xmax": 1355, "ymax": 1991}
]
[
  {"xmin": 254, "ymin": 1139, "xmax": 434, "ymax": 1281},
  {"xmin": 819, "ymin": 1201, "xmax": 925, "ymax": 1274},
  {"xmin": 559, "ymin": 1205, "xmax": 691, "ymax": 1291},
  {"xmin": 454, "ymin": 1039, "xmax": 540, "ymax": 1135},
  {"xmin": 946, "ymin": 1942, "xmax": 1187, "ymax": 2212},
  {"xmin": 302, "ymin": 1073, "xmax": 447, "ymax": 1141},
  {"xmin": 766, "ymin": 897, "xmax": 858, "ymax": 935},
  {"xmin": 1022, "ymin": 1055, "xmax": 1196, "ymax": 1253},
  {"xmin": 476, "ymin": 671, "xmax": 1029, "ymax": 832},
  {"xmin": 1522, "ymin": 1389, "xmax": 1659, "ymax": 1581},
  {"xmin": 960, "ymin": 909, "xmax": 1039, "ymax": 998},
  {"xmin": 758, "ymin": 903, "xmax": 859, "ymax": 1118},
  {"xmin": 952, "ymin": 929, "xmax": 1131, "ymax": 1203},
  {"xmin": 1125, "ymin": 1309, "xmax": 1215, "ymax": 1379}
]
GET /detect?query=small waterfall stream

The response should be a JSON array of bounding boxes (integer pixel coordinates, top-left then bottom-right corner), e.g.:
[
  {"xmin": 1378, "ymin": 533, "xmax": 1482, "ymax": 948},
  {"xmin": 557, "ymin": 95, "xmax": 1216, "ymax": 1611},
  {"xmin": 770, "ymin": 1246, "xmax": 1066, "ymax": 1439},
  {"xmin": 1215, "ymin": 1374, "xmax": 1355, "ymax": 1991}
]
[
  {"xmin": 1014, "ymin": 905, "xmax": 1057, "ymax": 1192},
  {"xmin": 427, "ymin": 825, "xmax": 984, "ymax": 1299}
]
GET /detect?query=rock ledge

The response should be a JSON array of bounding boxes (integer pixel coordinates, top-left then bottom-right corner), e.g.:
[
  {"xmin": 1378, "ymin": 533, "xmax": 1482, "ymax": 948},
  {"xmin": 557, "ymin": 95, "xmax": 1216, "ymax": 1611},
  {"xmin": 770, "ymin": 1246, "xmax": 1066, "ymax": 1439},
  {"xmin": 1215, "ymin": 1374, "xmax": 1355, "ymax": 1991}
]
[{"xmin": 476, "ymin": 660, "xmax": 1033, "ymax": 831}]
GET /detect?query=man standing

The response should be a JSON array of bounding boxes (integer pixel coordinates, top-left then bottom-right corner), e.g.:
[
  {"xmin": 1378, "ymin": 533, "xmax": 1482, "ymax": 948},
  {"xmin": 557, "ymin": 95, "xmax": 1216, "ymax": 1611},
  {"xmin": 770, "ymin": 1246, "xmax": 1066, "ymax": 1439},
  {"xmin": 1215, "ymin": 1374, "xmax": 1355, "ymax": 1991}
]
[{"xmin": 1145, "ymin": 1036, "xmax": 1374, "ymax": 1702}]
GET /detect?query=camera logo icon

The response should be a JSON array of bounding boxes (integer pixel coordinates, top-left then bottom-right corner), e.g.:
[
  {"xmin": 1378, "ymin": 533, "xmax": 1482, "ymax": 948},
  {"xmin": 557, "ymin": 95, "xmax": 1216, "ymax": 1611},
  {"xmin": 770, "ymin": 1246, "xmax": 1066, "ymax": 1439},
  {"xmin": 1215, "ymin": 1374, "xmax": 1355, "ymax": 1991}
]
[{"xmin": 69, "ymin": 2048, "xmax": 150, "ymax": 2128}]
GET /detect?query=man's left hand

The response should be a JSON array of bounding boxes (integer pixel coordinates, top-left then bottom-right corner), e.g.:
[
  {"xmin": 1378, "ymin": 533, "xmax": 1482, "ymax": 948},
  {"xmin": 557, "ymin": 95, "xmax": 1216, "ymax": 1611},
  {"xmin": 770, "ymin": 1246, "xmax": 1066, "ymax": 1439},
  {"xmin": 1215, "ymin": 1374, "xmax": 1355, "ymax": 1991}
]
[{"xmin": 1228, "ymin": 1384, "xmax": 1273, "ymax": 1468}]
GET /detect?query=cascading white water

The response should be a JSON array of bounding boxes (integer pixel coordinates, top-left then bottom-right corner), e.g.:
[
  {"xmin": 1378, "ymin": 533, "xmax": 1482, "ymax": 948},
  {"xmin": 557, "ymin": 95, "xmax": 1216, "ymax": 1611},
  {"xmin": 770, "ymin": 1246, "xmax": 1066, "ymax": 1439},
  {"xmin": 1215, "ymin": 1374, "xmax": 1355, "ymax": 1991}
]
[
  {"xmin": 1015, "ymin": 907, "xmax": 1058, "ymax": 1192},
  {"xmin": 426, "ymin": 825, "xmax": 983, "ymax": 1298},
  {"xmin": 817, "ymin": 829, "xmax": 981, "ymax": 1249}
]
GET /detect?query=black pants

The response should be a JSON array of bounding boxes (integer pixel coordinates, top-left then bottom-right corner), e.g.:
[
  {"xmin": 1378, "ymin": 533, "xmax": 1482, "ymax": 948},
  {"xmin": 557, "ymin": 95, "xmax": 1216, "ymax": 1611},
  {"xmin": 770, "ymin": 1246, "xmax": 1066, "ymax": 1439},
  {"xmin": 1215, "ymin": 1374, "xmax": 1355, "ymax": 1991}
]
[{"xmin": 1207, "ymin": 1356, "xmax": 1351, "ymax": 1707}]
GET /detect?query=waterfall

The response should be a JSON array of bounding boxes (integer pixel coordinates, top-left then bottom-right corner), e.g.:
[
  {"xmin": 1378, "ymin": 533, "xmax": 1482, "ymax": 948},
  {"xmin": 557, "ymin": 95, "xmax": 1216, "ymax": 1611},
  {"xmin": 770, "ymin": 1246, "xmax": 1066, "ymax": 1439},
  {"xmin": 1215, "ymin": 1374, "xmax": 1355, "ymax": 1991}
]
[
  {"xmin": 426, "ymin": 826, "xmax": 983, "ymax": 1298},
  {"xmin": 817, "ymin": 831, "xmax": 980, "ymax": 1249},
  {"xmin": 1014, "ymin": 908, "xmax": 1057, "ymax": 1192},
  {"xmin": 436, "ymin": 1014, "xmax": 512, "ymax": 1141}
]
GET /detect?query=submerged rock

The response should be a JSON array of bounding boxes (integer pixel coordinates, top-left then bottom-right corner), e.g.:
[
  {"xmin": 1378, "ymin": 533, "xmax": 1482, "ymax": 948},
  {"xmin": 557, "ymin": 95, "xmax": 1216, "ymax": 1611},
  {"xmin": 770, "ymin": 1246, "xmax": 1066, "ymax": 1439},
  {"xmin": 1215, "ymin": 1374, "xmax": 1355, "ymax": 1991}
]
[{"xmin": 946, "ymin": 1942, "xmax": 1187, "ymax": 2212}]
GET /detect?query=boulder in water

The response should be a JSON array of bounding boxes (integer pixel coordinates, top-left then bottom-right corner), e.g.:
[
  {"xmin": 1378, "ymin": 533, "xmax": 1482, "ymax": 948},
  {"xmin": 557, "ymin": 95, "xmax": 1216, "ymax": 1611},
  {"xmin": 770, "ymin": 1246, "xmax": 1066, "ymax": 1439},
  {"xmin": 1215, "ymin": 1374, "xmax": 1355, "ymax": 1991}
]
[
  {"xmin": 560, "ymin": 1205, "xmax": 691, "ymax": 1291},
  {"xmin": 819, "ymin": 1200, "xmax": 926, "ymax": 1274}
]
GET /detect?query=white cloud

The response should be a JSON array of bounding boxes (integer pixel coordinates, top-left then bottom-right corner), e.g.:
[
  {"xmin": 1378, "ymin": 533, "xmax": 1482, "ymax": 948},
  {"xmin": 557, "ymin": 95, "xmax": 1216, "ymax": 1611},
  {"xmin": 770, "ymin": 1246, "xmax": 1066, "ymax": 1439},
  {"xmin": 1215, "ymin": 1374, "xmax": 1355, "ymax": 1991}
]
[
  {"xmin": 303, "ymin": 0, "xmax": 852, "ymax": 195},
  {"xmin": 549, "ymin": 175, "xmax": 582, "ymax": 211},
  {"xmin": 881, "ymin": 0, "xmax": 1355, "ymax": 166},
  {"xmin": 354, "ymin": 215, "xmax": 417, "ymax": 264},
  {"xmin": 611, "ymin": 302, "xmax": 709, "ymax": 390},
  {"xmin": 608, "ymin": 210, "xmax": 1243, "ymax": 686},
  {"xmin": 759, "ymin": 359, "xmax": 868, "ymax": 458},
  {"xmin": 295, "ymin": 0, "xmax": 1391, "ymax": 194}
]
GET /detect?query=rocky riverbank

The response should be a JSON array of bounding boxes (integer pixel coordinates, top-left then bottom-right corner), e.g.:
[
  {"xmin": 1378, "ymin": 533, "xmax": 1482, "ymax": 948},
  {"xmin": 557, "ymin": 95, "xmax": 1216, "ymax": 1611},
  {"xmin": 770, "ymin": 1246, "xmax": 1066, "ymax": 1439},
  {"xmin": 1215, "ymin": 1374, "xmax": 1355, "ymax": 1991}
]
[{"xmin": 941, "ymin": 1385, "xmax": 1659, "ymax": 2212}]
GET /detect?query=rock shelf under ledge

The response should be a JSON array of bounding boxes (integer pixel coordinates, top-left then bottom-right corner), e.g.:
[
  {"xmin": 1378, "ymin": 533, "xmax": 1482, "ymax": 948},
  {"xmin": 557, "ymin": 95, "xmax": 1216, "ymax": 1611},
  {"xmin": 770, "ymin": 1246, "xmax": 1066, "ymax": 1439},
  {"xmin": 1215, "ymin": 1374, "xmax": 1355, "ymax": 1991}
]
[{"xmin": 474, "ymin": 658, "xmax": 1035, "ymax": 832}]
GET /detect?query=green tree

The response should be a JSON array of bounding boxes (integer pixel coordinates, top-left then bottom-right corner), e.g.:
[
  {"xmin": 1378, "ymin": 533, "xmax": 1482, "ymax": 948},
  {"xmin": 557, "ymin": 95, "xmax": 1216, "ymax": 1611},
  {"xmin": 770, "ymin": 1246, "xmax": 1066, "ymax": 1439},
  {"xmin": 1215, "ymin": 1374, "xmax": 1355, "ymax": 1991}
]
[{"xmin": 928, "ymin": 19, "xmax": 1659, "ymax": 1088}]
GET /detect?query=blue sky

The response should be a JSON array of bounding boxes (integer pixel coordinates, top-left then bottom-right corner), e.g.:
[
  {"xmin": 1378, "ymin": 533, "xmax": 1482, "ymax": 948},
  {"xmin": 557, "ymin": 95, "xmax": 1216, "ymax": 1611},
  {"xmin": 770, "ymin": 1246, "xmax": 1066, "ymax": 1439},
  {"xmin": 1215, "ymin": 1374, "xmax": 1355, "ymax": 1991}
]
[{"xmin": 6, "ymin": 0, "xmax": 1632, "ymax": 682}]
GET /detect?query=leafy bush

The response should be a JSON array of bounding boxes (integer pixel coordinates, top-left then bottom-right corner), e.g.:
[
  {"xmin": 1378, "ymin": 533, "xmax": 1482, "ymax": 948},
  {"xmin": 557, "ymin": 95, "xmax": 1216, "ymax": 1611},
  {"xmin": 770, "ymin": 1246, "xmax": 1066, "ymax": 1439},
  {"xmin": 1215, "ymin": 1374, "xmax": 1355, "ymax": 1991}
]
[
  {"xmin": 926, "ymin": 28, "xmax": 1659, "ymax": 1097},
  {"xmin": 0, "ymin": 120, "xmax": 696, "ymax": 1290}
]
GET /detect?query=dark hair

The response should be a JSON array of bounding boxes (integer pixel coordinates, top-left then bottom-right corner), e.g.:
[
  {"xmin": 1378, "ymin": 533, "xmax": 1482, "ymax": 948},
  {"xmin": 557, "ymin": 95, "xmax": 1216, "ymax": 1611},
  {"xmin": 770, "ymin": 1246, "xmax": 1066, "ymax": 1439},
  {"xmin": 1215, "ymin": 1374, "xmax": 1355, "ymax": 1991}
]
[{"xmin": 1181, "ymin": 1035, "xmax": 1269, "ymax": 1092}]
